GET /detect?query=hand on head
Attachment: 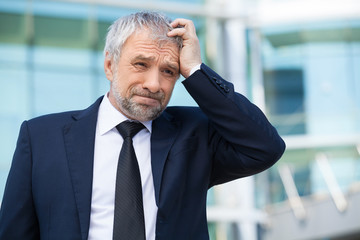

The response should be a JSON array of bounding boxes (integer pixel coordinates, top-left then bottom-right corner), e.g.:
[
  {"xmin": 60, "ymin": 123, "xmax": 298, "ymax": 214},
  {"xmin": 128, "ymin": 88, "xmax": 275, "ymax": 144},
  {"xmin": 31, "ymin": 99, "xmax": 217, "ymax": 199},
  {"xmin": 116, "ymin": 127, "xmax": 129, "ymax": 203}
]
[{"xmin": 167, "ymin": 18, "xmax": 202, "ymax": 78}]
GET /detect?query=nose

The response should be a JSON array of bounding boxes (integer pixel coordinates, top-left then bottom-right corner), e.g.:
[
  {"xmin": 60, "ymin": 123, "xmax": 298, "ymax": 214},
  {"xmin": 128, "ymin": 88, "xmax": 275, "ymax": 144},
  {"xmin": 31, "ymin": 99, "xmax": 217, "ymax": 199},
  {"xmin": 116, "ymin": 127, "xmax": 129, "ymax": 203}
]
[{"xmin": 142, "ymin": 68, "xmax": 161, "ymax": 93}]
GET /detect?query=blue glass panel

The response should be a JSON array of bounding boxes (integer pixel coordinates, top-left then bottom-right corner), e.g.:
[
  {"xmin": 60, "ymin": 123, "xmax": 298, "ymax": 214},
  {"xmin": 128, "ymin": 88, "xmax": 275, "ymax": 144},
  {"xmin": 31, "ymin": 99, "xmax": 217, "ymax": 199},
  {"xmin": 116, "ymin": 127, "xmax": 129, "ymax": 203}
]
[
  {"xmin": 96, "ymin": 74, "xmax": 110, "ymax": 96},
  {"xmin": 0, "ymin": 0, "xmax": 26, "ymax": 14},
  {"xmin": 0, "ymin": 67, "xmax": 29, "ymax": 200},
  {"xmin": 33, "ymin": 70, "xmax": 93, "ymax": 115},
  {"xmin": 33, "ymin": 46, "xmax": 92, "ymax": 69},
  {"xmin": 0, "ymin": 44, "xmax": 27, "ymax": 65},
  {"xmin": 304, "ymin": 43, "xmax": 355, "ymax": 135}
]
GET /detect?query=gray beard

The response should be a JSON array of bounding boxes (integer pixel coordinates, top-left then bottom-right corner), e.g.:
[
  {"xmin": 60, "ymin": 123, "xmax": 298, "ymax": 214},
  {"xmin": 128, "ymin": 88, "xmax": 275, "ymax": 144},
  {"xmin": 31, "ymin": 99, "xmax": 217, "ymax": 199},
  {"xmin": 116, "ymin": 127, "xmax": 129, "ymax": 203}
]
[{"xmin": 111, "ymin": 75, "xmax": 166, "ymax": 121}]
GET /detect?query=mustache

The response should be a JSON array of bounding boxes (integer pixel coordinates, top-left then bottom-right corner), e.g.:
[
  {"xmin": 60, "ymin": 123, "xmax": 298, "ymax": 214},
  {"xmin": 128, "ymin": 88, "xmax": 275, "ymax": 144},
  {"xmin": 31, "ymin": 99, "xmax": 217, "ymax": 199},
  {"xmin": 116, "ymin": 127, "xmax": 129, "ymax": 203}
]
[{"xmin": 130, "ymin": 88, "xmax": 165, "ymax": 101}]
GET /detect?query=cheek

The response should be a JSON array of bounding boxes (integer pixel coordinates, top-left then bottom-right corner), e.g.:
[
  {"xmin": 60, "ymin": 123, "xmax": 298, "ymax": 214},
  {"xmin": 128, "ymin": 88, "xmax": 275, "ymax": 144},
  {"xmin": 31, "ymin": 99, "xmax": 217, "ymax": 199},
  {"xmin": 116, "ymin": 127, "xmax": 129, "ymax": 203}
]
[
  {"xmin": 162, "ymin": 81, "xmax": 176, "ymax": 99},
  {"xmin": 113, "ymin": 74, "xmax": 132, "ymax": 96}
]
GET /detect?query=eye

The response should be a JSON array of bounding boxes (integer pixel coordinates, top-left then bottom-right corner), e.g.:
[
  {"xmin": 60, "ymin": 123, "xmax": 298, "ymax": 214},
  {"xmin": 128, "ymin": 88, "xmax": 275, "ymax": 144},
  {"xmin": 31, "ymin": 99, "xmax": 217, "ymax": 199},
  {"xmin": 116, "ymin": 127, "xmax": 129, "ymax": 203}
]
[
  {"xmin": 134, "ymin": 62, "xmax": 147, "ymax": 68},
  {"xmin": 163, "ymin": 69, "xmax": 174, "ymax": 76}
]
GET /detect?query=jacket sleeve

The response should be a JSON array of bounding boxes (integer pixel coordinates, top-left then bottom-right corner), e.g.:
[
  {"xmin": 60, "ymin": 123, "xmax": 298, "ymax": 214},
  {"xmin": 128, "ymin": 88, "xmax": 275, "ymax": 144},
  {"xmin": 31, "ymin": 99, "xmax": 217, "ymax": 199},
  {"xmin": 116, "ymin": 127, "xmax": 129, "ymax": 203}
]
[
  {"xmin": 182, "ymin": 64, "xmax": 286, "ymax": 187},
  {"xmin": 0, "ymin": 121, "xmax": 40, "ymax": 239}
]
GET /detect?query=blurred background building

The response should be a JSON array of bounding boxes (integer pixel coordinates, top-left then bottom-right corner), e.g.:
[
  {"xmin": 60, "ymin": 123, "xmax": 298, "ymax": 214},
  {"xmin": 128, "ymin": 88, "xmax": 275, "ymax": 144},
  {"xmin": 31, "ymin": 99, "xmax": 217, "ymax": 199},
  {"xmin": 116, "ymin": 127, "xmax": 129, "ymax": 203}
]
[{"xmin": 0, "ymin": 0, "xmax": 359, "ymax": 239}]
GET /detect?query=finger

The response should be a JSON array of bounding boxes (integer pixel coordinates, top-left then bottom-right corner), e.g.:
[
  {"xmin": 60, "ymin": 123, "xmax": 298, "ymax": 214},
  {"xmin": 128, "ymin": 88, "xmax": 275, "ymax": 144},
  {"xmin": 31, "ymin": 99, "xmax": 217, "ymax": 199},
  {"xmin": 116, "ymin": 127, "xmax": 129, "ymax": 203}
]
[
  {"xmin": 170, "ymin": 18, "xmax": 195, "ymax": 31},
  {"xmin": 167, "ymin": 27, "xmax": 186, "ymax": 38},
  {"xmin": 170, "ymin": 18, "xmax": 190, "ymax": 28}
]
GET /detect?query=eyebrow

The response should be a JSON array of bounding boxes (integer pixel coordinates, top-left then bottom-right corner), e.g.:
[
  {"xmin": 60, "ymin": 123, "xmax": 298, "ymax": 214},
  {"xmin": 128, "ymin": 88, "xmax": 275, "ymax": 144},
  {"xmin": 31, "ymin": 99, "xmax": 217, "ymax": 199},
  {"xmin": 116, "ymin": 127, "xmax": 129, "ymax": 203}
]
[
  {"xmin": 166, "ymin": 62, "xmax": 180, "ymax": 73},
  {"xmin": 132, "ymin": 55, "xmax": 155, "ymax": 62},
  {"xmin": 132, "ymin": 54, "xmax": 179, "ymax": 72}
]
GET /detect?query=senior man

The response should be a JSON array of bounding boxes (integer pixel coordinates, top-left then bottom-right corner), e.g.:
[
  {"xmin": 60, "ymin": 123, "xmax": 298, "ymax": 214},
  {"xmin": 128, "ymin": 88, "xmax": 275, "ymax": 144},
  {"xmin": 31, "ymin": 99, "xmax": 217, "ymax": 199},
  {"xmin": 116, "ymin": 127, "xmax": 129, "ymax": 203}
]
[{"xmin": 0, "ymin": 11, "xmax": 285, "ymax": 240}]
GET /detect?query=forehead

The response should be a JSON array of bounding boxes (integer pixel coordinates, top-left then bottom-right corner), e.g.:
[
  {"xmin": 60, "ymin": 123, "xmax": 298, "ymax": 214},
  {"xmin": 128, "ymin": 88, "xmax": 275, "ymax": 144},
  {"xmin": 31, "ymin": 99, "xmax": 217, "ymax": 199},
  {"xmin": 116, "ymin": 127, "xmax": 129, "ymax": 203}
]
[{"xmin": 121, "ymin": 30, "xmax": 180, "ymax": 61}]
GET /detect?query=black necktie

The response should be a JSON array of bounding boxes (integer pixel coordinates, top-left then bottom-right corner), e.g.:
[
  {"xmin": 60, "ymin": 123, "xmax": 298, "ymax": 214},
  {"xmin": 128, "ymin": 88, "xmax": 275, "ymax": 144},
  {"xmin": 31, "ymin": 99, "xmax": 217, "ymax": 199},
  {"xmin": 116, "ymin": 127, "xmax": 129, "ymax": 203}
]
[{"xmin": 113, "ymin": 121, "xmax": 146, "ymax": 240}]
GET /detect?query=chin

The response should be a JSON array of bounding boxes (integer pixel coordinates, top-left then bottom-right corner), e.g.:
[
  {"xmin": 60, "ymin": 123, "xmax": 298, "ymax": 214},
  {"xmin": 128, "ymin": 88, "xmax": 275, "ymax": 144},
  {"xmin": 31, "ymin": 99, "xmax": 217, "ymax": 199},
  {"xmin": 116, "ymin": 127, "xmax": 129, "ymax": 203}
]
[{"xmin": 124, "ymin": 104, "xmax": 164, "ymax": 122}]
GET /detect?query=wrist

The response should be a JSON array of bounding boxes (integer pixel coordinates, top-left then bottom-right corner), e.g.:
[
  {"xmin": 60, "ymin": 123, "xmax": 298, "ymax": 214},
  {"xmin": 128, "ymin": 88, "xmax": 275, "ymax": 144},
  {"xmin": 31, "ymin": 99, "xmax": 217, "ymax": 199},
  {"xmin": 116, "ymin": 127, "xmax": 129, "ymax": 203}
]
[{"xmin": 188, "ymin": 63, "xmax": 201, "ymax": 77}]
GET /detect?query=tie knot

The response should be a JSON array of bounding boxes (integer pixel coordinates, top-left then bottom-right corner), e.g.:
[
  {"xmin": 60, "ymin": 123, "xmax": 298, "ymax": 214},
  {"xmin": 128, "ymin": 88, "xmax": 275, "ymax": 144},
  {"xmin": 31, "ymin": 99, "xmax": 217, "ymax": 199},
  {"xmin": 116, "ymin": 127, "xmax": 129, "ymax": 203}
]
[{"xmin": 116, "ymin": 120, "xmax": 145, "ymax": 139}]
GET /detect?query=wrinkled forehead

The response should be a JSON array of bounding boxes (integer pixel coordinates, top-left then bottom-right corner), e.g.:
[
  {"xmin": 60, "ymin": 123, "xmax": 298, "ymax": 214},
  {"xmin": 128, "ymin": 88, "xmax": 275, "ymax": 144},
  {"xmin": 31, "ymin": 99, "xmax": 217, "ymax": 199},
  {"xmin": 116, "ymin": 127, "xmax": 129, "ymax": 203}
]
[
  {"xmin": 123, "ymin": 30, "xmax": 180, "ymax": 61},
  {"xmin": 138, "ymin": 26, "xmax": 181, "ymax": 48},
  {"xmin": 128, "ymin": 28, "xmax": 181, "ymax": 52}
]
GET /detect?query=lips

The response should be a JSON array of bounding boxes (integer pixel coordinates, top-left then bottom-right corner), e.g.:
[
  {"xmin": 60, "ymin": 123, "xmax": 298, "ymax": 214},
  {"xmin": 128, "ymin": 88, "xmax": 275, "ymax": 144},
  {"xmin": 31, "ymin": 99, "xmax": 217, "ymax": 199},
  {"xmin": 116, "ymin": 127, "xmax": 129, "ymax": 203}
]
[
  {"xmin": 133, "ymin": 94, "xmax": 161, "ymax": 107},
  {"xmin": 130, "ymin": 88, "xmax": 164, "ymax": 107}
]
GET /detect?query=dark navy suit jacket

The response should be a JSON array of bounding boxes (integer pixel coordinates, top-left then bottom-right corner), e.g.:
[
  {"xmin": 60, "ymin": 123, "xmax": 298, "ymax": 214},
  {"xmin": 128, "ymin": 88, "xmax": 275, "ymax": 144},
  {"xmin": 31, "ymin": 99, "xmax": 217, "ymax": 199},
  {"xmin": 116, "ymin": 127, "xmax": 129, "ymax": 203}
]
[{"xmin": 0, "ymin": 64, "xmax": 285, "ymax": 240}]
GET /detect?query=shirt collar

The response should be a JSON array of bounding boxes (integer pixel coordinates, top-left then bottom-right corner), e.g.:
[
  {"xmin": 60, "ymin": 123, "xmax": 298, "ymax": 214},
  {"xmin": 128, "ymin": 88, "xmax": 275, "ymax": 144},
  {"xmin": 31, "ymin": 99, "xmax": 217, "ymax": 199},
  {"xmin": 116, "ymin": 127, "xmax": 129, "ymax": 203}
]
[{"xmin": 97, "ymin": 93, "xmax": 152, "ymax": 135}]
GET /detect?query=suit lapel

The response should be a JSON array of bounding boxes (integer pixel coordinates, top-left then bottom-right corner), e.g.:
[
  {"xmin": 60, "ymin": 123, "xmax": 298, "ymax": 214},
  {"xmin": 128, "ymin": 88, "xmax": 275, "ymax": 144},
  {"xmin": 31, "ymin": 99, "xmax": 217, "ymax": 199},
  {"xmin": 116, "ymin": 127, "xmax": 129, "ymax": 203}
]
[
  {"xmin": 62, "ymin": 97, "xmax": 178, "ymax": 237},
  {"xmin": 63, "ymin": 97, "xmax": 102, "ymax": 240},
  {"xmin": 151, "ymin": 110, "xmax": 180, "ymax": 206}
]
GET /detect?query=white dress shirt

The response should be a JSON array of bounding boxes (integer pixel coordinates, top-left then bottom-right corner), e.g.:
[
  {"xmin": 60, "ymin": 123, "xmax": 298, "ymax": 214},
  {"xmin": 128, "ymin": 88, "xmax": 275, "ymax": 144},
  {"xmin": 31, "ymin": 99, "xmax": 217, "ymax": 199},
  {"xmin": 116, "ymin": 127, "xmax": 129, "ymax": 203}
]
[
  {"xmin": 88, "ymin": 94, "xmax": 157, "ymax": 240},
  {"xmin": 88, "ymin": 65, "xmax": 201, "ymax": 239}
]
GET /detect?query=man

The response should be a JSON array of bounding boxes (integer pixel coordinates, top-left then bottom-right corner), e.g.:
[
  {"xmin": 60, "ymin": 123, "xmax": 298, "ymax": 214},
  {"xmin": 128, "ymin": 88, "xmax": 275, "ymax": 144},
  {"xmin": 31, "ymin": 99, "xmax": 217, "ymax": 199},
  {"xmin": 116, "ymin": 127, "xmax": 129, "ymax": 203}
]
[{"xmin": 0, "ymin": 12, "xmax": 285, "ymax": 240}]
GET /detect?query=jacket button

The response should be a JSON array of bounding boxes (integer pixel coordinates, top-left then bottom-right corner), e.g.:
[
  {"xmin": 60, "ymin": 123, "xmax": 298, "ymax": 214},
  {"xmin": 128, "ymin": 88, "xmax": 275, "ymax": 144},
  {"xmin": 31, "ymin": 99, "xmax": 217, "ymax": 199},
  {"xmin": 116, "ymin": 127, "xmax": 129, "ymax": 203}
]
[
  {"xmin": 224, "ymin": 86, "xmax": 230, "ymax": 93},
  {"xmin": 216, "ymin": 79, "xmax": 222, "ymax": 85}
]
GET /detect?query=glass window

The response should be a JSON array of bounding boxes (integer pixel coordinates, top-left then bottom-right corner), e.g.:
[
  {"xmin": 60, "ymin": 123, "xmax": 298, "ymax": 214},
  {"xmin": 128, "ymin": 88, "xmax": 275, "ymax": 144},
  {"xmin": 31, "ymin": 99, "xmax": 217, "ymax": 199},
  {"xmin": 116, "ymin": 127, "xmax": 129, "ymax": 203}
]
[
  {"xmin": 261, "ymin": 22, "xmax": 360, "ymax": 136},
  {"xmin": 0, "ymin": 65, "xmax": 29, "ymax": 197},
  {"xmin": 263, "ymin": 69, "xmax": 305, "ymax": 135}
]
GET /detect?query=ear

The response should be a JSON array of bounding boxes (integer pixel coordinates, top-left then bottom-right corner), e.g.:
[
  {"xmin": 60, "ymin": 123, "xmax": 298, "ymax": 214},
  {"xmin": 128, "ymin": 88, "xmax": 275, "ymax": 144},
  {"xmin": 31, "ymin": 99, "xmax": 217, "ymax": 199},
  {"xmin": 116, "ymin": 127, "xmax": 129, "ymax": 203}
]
[{"xmin": 104, "ymin": 52, "xmax": 114, "ymax": 82}]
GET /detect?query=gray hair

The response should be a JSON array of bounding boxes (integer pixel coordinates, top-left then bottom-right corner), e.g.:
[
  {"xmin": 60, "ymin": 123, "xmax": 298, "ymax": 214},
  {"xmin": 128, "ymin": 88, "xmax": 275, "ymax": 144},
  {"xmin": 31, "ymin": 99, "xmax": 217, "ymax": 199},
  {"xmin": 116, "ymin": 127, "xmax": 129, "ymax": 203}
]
[{"xmin": 104, "ymin": 11, "xmax": 183, "ymax": 63}]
